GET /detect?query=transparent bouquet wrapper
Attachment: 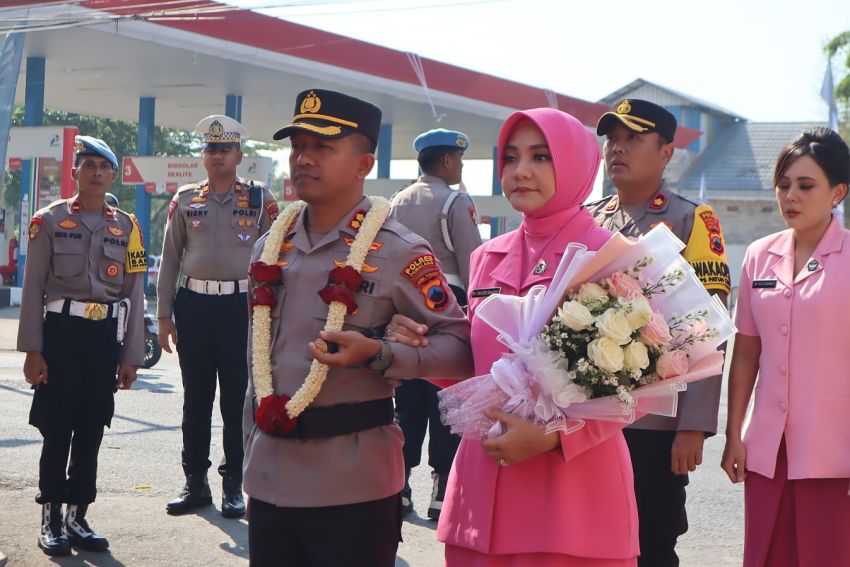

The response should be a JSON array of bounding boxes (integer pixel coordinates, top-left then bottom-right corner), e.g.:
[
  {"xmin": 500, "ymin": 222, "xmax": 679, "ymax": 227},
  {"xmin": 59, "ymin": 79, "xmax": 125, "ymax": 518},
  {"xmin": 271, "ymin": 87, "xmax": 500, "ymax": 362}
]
[{"xmin": 439, "ymin": 224, "xmax": 737, "ymax": 439}]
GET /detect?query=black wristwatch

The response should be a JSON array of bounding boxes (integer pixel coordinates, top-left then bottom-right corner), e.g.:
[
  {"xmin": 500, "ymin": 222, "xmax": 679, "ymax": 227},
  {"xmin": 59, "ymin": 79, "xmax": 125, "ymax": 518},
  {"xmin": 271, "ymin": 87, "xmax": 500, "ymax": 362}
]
[{"xmin": 366, "ymin": 339, "xmax": 394, "ymax": 373}]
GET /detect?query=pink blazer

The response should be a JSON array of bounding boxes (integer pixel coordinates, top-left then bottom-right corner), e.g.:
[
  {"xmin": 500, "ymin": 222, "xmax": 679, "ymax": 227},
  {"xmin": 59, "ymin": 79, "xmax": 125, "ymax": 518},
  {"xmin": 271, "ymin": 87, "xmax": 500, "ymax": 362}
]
[
  {"xmin": 735, "ymin": 217, "xmax": 850, "ymax": 479},
  {"xmin": 437, "ymin": 226, "xmax": 639, "ymax": 559}
]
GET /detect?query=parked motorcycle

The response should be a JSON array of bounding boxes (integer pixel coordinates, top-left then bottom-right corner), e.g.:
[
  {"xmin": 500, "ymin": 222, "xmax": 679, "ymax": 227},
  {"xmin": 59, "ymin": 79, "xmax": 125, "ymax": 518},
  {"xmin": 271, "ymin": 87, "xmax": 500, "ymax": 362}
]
[{"xmin": 143, "ymin": 301, "xmax": 162, "ymax": 369}]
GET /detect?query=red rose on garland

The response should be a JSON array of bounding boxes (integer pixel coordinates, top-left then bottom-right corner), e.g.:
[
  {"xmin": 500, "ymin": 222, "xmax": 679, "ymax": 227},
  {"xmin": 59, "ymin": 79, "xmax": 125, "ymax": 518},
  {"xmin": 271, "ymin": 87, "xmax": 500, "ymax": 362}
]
[
  {"xmin": 250, "ymin": 261, "xmax": 282, "ymax": 283},
  {"xmin": 319, "ymin": 285, "xmax": 358, "ymax": 314},
  {"xmin": 328, "ymin": 266, "xmax": 364, "ymax": 291},
  {"xmin": 250, "ymin": 285, "xmax": 277, "ymax": 308},
  {"xmin": 256, "ymin": 394, "xmax": 297, "ymax": 433}
]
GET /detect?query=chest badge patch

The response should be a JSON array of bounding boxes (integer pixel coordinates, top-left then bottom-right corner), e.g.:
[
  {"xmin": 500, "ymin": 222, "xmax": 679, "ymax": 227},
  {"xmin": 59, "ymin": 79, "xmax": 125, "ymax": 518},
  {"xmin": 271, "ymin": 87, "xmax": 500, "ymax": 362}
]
[
  {"xmin": 106, "ymin": 226, "xmax": 125, "ymax": 237},
  {"xmin": 191, "ymin": 196, "xmax": 207, "ymax": 204},
  {"xmin": 191, "ymin": 220, "xmax": 202, "ymax": 229},
  {"xmin": 189, "ymin": 202, "xmax": 206, "ymax": 209},
  {"xmin": 105, "ymin": 263, "xmax": 120, "ymax": 278},
  {"xmin": 237, "ymin": 234, "xmax": 251, "ymax": 242},
  {"xmin": 59, "ymin": 219, "xmax": 78, "ymax": 230}
]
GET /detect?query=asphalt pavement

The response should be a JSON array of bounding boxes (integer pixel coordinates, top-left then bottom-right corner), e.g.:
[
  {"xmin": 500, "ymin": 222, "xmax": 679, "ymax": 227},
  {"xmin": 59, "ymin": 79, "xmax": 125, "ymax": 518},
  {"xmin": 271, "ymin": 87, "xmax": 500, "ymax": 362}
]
[{"xmin": 0, "ymin": 307, "xmax": 744, "ymax": 566}]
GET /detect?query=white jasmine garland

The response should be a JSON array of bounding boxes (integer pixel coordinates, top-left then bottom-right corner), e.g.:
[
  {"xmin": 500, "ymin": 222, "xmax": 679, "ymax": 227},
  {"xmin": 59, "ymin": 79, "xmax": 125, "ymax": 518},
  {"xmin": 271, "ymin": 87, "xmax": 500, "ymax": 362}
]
[{"xmin": 251, "ymin": 197, "xmax": 390, "ymax": 419}]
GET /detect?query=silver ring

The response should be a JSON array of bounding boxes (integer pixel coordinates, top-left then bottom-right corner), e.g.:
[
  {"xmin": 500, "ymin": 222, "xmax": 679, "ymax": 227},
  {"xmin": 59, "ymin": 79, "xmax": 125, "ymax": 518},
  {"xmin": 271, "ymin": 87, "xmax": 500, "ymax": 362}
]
[
  {"xmin": 386, "ymin": 328, "xmax": 394, "ymax": 337},
  {"xmin": 499, "ymin": 458, "xmax": 509, "ymax": 467}
]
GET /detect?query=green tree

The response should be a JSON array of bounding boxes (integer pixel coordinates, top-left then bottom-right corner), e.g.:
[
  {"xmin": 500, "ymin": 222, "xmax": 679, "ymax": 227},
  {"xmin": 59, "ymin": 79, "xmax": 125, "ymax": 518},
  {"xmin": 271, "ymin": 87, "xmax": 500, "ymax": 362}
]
[
  {"xmin": 2, "ymin": 106, "xmax": 197, "ymax": 253},
  {"xmin": 825, "ymin": 31, "xmax": 850, "ymax": 140}
]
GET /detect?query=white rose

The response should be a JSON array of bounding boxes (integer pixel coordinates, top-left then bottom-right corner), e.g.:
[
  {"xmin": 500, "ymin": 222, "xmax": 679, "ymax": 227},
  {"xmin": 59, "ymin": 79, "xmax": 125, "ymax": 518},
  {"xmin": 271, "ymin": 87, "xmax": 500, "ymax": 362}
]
[
  {"xmin": 595, "ymin": 308, "xmax": 633, "ymax": 345},
  {"xmin": 624, "ymin": 296, "xmax": 653, "ymax": 330},
  {"xmin": 558, "ymin": 300, "xmax": 594, "ymax": 331},
  {"xmin": 623, "ymin": 341, "xmax": 650, "ymax": 372},
  {"xmin": 552, "ymin": 383, "xmax": 588, "ymax": 408},
  {"xmin": 577, "ymin": 282, "xmax": 609, "ymax": 307},
  {"xmin": 587, "ymin": 336, "xmax": 625, "ymax": 373}
]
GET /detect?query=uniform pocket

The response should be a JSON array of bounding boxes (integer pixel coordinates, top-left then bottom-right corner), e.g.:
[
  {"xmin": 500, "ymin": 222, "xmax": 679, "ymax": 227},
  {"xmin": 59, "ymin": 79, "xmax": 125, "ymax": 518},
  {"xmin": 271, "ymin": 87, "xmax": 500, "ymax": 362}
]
[
  {"xmin": 100, "ymin": 244, "xmax": 126, "ymax": 285},
  {"xmin": 52, "ymin": 238, "xmax": 86, "ymax": 277},
  {"xmin": 231, "ymin": 208, "xmax": 259, "ymax": 246}
]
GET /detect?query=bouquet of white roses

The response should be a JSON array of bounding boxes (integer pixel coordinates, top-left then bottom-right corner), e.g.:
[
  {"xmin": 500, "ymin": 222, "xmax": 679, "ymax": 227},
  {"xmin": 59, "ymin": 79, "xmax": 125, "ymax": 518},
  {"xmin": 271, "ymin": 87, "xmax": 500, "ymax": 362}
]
[{"xmin": 439, "ymin": 224, "xmax": 735, "ymax": 438}]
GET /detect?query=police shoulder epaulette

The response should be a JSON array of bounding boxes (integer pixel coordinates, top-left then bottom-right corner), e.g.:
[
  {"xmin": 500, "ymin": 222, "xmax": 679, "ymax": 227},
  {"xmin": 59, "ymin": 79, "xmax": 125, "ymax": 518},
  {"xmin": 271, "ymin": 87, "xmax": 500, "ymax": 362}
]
[
  {"xmin": 176, "ymin": 182, "xmax": 201, "ymax": 195},
  {"xmin": 670, "ymin": 192, "xmax": 702, "ymax": 208},
  {"xmin": 381, "ymin": 217, "xmax": 421, "ymax": 245}
]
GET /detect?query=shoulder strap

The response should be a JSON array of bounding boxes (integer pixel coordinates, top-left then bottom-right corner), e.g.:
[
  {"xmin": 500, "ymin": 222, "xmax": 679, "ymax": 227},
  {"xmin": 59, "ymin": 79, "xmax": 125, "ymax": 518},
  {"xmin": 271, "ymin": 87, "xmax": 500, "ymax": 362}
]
[{"xmin": 439, "ymin": 191, "xmax": 461, "ymax": 252}]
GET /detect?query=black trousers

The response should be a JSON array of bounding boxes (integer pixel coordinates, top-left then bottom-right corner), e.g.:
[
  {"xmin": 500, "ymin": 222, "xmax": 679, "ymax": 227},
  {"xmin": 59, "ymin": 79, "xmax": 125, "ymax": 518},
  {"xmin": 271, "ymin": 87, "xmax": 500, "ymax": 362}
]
[
  {"xmin": 395, "ymin": 379, "xmax": 460, "ymax": 474},
  {"xmin": 32, "ymin": 312, "xmax": 119, "ymax": 504},
  {"xmin": 623, "ymin": 429, "xmax": 689, "ymax": 567},
  {"xmin": 173, "ymin": 288, "xmax": 248, "ymax": 481},
  {"xmin": 248, "ymin": 494, "xmax": 402, "ymax": 567}
]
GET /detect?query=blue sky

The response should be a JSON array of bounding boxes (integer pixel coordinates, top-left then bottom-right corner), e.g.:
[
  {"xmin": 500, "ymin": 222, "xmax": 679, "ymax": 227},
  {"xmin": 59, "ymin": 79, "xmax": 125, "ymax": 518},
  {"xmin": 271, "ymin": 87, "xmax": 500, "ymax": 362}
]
[{"xmin": 231, "ymin": 0, "xmax": 850, "ymax": 123}]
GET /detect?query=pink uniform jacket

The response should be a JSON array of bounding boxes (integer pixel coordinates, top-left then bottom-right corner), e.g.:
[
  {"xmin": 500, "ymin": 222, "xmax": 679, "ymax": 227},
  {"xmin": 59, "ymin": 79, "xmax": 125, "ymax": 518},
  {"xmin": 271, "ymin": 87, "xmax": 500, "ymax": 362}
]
[
  {"xmin": 437, "ymin": 220, "xmax": 640, "ymax": 560},
  {"xmin": 735, "ymin": 217, "xmax": 850, "ymax": 480}
]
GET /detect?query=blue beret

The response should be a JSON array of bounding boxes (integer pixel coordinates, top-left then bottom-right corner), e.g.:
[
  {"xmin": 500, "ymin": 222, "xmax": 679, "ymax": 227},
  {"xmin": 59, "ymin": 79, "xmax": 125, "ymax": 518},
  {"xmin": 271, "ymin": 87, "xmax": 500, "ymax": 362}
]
[
  {"xmin": 74, "ymin": 135, "xmax": 118, "ymax": 170},
  {"xmin": 413, "ymin": 128, "xmax": 470, "ymax": 153}
]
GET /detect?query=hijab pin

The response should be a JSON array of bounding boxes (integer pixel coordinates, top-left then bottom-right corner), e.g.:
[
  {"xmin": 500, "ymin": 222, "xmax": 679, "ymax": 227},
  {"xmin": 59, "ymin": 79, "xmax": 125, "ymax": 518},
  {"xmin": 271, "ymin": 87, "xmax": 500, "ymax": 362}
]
[
  {"xmin": 807, "ymin": 259, "xmax": 819, "ymax": 272},
  {"xmin": 533, "ymin": 259, "xmax": 547, "ymax": 276}
]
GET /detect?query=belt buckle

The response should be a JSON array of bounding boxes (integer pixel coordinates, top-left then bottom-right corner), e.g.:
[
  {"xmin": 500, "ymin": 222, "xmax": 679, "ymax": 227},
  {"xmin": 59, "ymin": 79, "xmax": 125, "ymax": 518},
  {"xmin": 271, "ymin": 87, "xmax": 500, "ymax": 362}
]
[
  {"xmin": 205, "ymin": 280, "xmax": 222, "ymax": 295},
  {"xmin": 84, "ymin": 302, "xmax": 107, "ymax": 321}
]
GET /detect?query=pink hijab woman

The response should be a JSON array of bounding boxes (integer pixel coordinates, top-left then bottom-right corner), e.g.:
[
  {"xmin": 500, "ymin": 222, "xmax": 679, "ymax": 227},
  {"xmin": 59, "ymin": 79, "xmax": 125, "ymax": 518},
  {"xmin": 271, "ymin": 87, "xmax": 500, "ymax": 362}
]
[{"xmin": 437, "ymin": 108, "xmax": 640, "ymax": 566}]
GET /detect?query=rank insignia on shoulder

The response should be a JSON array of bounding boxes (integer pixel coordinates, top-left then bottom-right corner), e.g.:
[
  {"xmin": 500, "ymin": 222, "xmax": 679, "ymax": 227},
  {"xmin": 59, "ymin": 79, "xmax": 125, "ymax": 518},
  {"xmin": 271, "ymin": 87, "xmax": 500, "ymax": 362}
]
[
  {"xmin": 649, "ymin": 193, "xmax": 667, "ymax": 210},
  {"xmin": 349, "ymin": 209, "xmax": 368, "ymax": 232},
  {"xmin": 471, "ymin": 287, "xmax": 500, "ymax": 298},
  {"xmin": 28, "ymin": 217, "xmax": 43, "ymax": 240},
  {"xmin": 604, "ymin": 196, "xmax": 619, "ymax": 212},
  {"xmin": 59, "ymin": 219, "xmax": 78, "ymax": 230}
]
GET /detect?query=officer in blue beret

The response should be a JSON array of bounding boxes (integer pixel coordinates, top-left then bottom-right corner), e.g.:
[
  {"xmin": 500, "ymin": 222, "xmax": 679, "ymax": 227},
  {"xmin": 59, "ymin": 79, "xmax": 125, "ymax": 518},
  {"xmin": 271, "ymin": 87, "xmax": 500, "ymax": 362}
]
[
  {"xmin": 18, "ymin": 134, "xmax": 146, "ymax": 556},
  {"xmin": 389, "ymin": 127, "xmax": 481, "ymax": 520}
]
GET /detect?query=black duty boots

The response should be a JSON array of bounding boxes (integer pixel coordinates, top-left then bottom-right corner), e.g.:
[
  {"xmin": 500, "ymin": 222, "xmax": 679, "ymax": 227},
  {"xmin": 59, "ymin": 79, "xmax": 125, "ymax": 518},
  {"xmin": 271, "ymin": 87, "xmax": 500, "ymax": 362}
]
[
  {"xmin": 166, "ymin": 472, "xmax": 213, "ymax": 515},
  {"xmin": 221, "ymin": 476, "xmax": 245, "ymax": 519},
  {"xmin": 65, "ymin": 503, "xmax": 109, "ymax": 551},
  {"xmin": 38, "ymin": 502, "xmax": 71, "ymax": 556}
]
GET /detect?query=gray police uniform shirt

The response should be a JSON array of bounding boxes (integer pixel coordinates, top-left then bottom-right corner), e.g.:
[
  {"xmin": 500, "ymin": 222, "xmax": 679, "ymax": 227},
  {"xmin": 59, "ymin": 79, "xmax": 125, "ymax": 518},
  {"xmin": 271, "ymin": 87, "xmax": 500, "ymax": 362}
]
[
  {"xmin": 242, "ymin": 196, "xmax": 473, "ymax": 508},
  {"xmin": 389, "ymin": 175, "xmax": 482, "ymax": 290},
  {"xmin": 17, "ymin": 197, "xmax": 146, "ymax": 366},
  {"xmin": 586, "ymin": 181, "xmax": 731, "ymax": 435},
  {"xmin": 157, "ymin": 178, "xmax": 278, "ymax": 318}
]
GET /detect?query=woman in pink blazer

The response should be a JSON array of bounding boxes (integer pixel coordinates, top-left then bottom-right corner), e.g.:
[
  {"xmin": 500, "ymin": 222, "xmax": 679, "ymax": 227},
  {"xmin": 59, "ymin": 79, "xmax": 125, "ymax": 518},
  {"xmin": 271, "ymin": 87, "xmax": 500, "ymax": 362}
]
[
  {"xmin": 430, "ymin": 108, "xmax": 639, "ymax": 566},
  {"xmin": 721, "ymin": 127, "xmax": 850, "ymax": 566}
]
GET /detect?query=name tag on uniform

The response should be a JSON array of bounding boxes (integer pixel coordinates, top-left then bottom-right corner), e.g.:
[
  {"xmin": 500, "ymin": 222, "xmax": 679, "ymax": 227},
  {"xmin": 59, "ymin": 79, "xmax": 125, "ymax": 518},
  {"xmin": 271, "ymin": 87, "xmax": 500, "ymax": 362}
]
[
  {"xmin": 471, "ymin": 287, "xmax": 501, "ymax": 298},
  {"xmin": 752, "ymin": 279, "xmax": 777, "ymax": 289}
]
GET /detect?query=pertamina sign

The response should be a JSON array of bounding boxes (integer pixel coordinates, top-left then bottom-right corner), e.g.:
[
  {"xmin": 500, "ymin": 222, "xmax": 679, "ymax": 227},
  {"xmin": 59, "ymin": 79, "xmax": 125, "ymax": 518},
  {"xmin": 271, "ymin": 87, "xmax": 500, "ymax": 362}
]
[{"xmin": 121, "ymin": 156, "xmax": 274, "ymax": 193}]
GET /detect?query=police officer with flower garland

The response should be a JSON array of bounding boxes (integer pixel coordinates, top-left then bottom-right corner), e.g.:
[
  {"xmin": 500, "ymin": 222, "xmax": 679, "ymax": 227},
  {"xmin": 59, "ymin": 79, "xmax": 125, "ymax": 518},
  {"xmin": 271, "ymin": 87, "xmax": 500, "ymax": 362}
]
[
  {"xmin": 389, "ymin": 128, "xmax": 482, "ymax": 519},
  {"xmin": 17, "ymin": 136, "xmax": 146, "ymax": 556},
  {"xmin": 243, "ymin": 89, "xmax": 473, "ymax": 567},
  {"xmin": 586, "ymin": 99, "xmax": 731, "ymax": 567},
  {"xmin": 157, "ymin": 115, "xmax": 278, "ymax": 519}
]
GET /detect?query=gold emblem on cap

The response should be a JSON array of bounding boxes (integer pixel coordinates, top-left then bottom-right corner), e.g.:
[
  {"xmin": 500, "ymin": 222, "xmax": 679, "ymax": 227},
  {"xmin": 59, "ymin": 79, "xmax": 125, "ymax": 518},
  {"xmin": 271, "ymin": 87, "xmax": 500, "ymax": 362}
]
[
  {"xmin": 74, "ymin": 140, "xmax": 86, "ymax": 152},
  {"xmin": 455, "ymin": 135, "xmax": 467, "ymax": 148},
  {"xmin": 300, "ymin": 91, "xmax": 322, "ymax": 114},
  {"xmin": 617, "ymin": 100, "xmax": 632, "ymax": 114},
  {"xmin": 208, "ymin": 120, "xmax": 224, "ymax": 138}
]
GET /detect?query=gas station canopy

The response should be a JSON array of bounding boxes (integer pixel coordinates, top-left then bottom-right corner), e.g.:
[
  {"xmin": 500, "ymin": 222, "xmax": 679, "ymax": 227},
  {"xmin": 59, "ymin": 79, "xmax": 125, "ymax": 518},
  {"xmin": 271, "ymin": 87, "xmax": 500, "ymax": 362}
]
[{"xmin": 0, "ymin": 0, "xmax": 700, "ymax": 157}]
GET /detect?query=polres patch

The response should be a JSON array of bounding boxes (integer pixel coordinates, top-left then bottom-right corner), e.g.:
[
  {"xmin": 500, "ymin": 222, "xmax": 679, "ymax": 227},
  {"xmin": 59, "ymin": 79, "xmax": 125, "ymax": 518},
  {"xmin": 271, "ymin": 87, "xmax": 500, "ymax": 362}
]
[
  {"xmin": 420, "ymin": 277, "xmax": 449, "ymax": 311},
  {"xmin": 401, "ymin": 254, "xmax": 440, "ymax": 287},
  {"xmin": 699, "ymin": 210, "xmax": 724, "ymax": 255},
  {"xmin": 168, "ymin": 199, "xmax": 178, "ymax": 219}
]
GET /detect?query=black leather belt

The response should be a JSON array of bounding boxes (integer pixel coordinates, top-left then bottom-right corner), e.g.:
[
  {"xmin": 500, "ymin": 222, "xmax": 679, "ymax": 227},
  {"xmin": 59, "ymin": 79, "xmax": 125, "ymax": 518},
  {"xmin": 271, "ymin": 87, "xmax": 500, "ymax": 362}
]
[{"xmin": 257, "ymin": 397, "xmax": 395, "ymax": 440}]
